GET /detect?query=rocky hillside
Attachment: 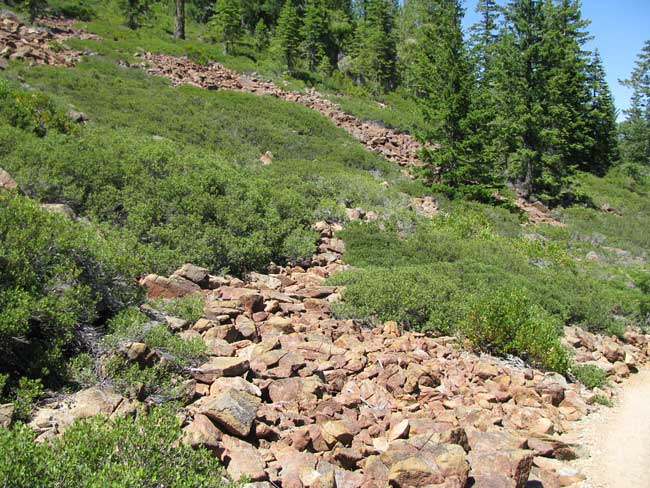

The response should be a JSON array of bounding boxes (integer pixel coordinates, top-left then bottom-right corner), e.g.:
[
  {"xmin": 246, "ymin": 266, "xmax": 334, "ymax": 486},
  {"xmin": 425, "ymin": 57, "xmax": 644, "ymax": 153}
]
[
  {"xmin": 26, "ymin": 218, "xmax": 650, "ymax": 488},
  {"xmin": 1, "ymin": 4, "xmax": 650, "ymax": 488}
]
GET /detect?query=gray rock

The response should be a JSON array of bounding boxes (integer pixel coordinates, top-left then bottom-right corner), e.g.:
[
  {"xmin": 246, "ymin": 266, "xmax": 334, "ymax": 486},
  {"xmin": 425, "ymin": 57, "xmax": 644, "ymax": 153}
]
[{"xmin": 200, "ymin": 389, "xmax": 260, "ymax": 438}]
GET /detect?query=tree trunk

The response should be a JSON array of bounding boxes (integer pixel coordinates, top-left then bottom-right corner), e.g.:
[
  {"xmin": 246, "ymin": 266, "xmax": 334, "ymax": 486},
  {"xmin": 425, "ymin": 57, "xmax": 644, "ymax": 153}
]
[{"xmin": 174, "ymin": 0, "xmax": 185, "ymax": 40}]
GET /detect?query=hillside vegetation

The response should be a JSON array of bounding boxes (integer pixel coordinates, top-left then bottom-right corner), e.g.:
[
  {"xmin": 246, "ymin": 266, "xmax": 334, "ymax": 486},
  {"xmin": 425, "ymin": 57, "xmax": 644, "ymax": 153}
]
[{"xmin": 0, "ymin": 0, "xmax": 649, "ymax": 486}]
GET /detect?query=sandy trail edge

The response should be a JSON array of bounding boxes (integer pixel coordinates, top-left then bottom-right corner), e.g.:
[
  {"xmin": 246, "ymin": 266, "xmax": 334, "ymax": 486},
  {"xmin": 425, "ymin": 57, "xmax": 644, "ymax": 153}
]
[{"xmin": 565, "ymin": 367, "xmax": 650, "ymax": 488}]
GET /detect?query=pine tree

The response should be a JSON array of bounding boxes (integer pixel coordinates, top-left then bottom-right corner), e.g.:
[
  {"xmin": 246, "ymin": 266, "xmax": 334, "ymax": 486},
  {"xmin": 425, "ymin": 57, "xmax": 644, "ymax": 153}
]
[
  {"xmin": 210, "ymin": 0, "xmax": 243, "ymax": 54},
  {"xmin": 273, "ymin": 0, "xmax": 302, "ymax": 71},
  {"xmin": 584, "ymin": 49, "xmax": 619, "ymax": 174},
  {"xmin": 620, "ymin": 40, "xmax": 650, "ymax": 166},
  {"xmin": 118, "ymin": 0, "xmax": 151, "ymax": 29},
  {"xmin": 302, "ymin": 0, "xmax": 329, "ymax": 71},
  {"xmin": 349, "ymin": 0, "xmax": 398, "ymax": 93},
  {"xmin": 253, "ymin": 18, "xmax": 270, "ymax": 52}
]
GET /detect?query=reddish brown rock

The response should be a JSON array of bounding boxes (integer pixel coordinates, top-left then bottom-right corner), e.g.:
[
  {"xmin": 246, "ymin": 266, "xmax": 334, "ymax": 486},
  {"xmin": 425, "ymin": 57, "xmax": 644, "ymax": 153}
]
[
  {"xmin": 191, "ymin": 357, "xmax": 250, "ymax": 383},
  {"xmin": 139, "ymin": 273, "xmax": 201, "ymax": 299},
  {"xmin": 182, "ymin": 413, "xmax": 223, "ymax": 450},
  {"xmin": 468, "ymin": 449, "xmax": 533, "ymax": 488},
  {"xmin": 221, "ymin": 435, "xmax": 267, "ymax": 481}
]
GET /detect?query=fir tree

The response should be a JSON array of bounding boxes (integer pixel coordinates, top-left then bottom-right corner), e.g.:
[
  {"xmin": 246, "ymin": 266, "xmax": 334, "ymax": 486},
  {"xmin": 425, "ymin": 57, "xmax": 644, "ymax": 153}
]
[
  {"xmin": 118, "ymin": 0, "xmax": 151, "ymax": 29},
  {"xmin": 464, "ymin": 0, "xmax": 507, "ymax": 190},
  {"xmin": 253, "ymin": 19, "xmax": 270, "ymax": 52},
  {"xmin": 273, "ymin": 0, "xmax": 302, "ymax": 71},
  {"xmin": 398, "ymin": 0, "xmax": 436, "ymax": 96},
  {"xmin": 349, "ymin": 0, "xmax": 398, "ymax": 92},
  {"xmin": 499, "ymin": 0, "xmax": 546, "ymax": 199},
  {"xmin": 417, "ymin": 0, "xmax": 473, "ymax": 188},
  {"xmin": 535, "ymin": 0, "xmax": 592, "ymax": 200},
  {"xmin": 302, "ymin": 0, "xmax": 329, "ymax": 71},
  {"xmin": 210, "ymin": 0, "xmax": 243, "ymax": 54},
  {"xmin": 492, "ymin": 0, "xmax": 595, "ymax": 202},
  {"xmin": 326, "ymin": 2, "xmax": 354, "ymax": 66},
  {"xmin": 584, "ymin": 49, "xmax": 619, "ymax": 174},
  {"xmin": 470, "ymin": 0, "xmax": 500, "ymax": 76},
  {"xmin": 620, "ymin": 40, "xmax": 650, "ymax": 166}
]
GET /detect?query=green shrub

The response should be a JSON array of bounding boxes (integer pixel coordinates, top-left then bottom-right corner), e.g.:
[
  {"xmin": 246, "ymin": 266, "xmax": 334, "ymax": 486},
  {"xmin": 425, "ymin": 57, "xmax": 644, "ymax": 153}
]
[
  {"xmin": 67, "ymin": 353, "xmax": 98, "ymax": 388},
  {"xmin": 118, "ymin": 0, "xmax": 152, "ymax": 29},
  {"xmin": 0, "ymin": 192, "xmax": 142, "ymax": 391},
  {"xmin": 331, "ymin": 266, "xmax": 468, "ymax": 334},
  {"xmin": 105, "ymin": 307, "xmax": 205, "ymax": 362},
  {"xmin": 11, "ymin": 377, "xmax": 43, "ymax": 422},
  {"xmin": 1, "ymin": 58, "xmax": 409, "ymax": 276},
  {"xmin": 0, "ymin": 79, "xmax": 74, "ymax": 137},
  {"xmin": 56, "ymin": 0, "xmax": 96, "ymax": 20},
  {"xmin": 0, "ymin": 374, "xmax": 7, "ymax": 399},
  {"xmin": 103, "ymin": 355, "xmax": 181, "ymax": 399},
  {"xmin": 572, "ymin": 364, "xmax": 608, "ymax": 390},
  {"xmin": 102, "ymin": 308, "xmax": 205, "ymax": 398},
  {"xmin": 151, "ymin": 295, "xmax": 205, "ymax": 323},
  {"xmin": 19, "ymin": 0, "xmax": 48, "ymax": 21},
  {"xmin": 593, "ymin": 394, "xmax": 613, "ymax": 407},
  {"xmin": 460, "ymin": 288, "xmax": 569, "ymax": 373},
  {"xmin": 0, "ymin": 407, "xmax": 229, "ymax": 487}
]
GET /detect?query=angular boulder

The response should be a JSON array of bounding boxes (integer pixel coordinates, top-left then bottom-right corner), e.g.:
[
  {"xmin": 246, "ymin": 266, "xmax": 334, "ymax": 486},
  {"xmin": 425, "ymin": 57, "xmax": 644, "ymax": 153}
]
[{"xmin": 200, "ymin": 389, "xmax": 260, "ymax": 438}]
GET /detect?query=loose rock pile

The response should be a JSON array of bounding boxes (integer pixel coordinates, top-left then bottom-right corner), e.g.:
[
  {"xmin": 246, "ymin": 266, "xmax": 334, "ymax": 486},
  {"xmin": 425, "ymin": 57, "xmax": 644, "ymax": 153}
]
[
  {"xmin": 122, "ymin": 221, "xmax": 650, "ymax": 488},
  {"xmin": 134, "ymin": 52, "xmax": 426, "ymax": 169},
  {"xmin": 516, "ymin": 197, "xmax": 565, "ymax": 227},
  {"xmin": 0, "ymin": 14, "xmax": 96, "ymax": 67}
]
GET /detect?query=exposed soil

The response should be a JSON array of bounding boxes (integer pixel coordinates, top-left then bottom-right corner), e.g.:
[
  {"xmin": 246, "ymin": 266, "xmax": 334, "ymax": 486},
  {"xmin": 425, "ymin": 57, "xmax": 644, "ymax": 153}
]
[{"xmin": 564, "ymin": 367, "xmax": 650, "ymax": 488}]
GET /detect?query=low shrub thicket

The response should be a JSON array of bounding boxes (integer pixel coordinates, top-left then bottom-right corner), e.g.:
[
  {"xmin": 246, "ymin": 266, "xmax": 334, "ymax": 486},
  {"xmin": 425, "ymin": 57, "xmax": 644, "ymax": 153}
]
[
  {"xmin": 2, "ymin": 61, "xmax": 412, "ymax": 276},
  {"xmin": 460, "ymin": 289, "xmax": 569, "ymax": 373},
  {"xmin": 102, "ymin": 307, "xmax": 206, "ymax": 399},
  {"xmin": 331, "ymin": 201, "xmax": 646, "ymax": 372},
  {"xmin": 0, "ymin": 408, "xmax": 229, "ymax": 487},
  {"xmin": 0, "ymin": 192, "xmax": 143, "ymax": 396},
  {"xmin": 572, "ymin": 364, "xmax": 608, "ymax": 390},
  {"xmin": 0, "ymin": 78, "xmax": 74, "ymax": 136}
]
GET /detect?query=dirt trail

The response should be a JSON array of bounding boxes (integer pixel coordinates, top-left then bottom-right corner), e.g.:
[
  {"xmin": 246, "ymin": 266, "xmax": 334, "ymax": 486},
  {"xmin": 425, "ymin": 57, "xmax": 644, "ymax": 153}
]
[{"xmin": 566, "ymin": 367, "xmax": 650, "ymax": 488}]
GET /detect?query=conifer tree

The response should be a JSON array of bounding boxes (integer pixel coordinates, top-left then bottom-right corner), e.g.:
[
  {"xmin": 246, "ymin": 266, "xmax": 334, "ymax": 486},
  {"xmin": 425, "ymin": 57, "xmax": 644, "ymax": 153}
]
[
  {"xmin": 273, "ymin": 0, "xmax": 302, "ymax": 71},
  {"xmin": 253, "ymin": 18, "xmax": 270, "ymax": 52},
  {"xmin": 210, "ymin": 0, "xmax": 243, "ymax": 54},
  {"xmin": 464, "ymin": 0, "xmax": 506, "ymax": 188},
  {"xmin": 470, "ymin": 0, "xmax": 500, "ymax": 75},
  {"xmin": 118, "ymin": 0, "xmax": 151, "ymax": 29},
  {"xmin": 398, "ymin": 0, "xmax": 436, "ymax": 96},
  {"xmin": 302, "ymin": 0, "xmax": 329, "ymax": 71},
  {"xmin": 533, "ymin": 0, "xmax": 591, "ymax": 199},
  {"xmin": 349, "ymin": 0, "xmax": 398, "ymax": 92},
  {"xmin": 620, "ymin": 40, "xmax": 650, "ymax": 166},
  {"xmin": 417, "ymin": 0, "xmax": 473, "ymax": 188},
  {"xmin": 492, "ymin": 0, "xmax": 594, "ymax": 202},
  {"xmin": 21, "ymin": 0, "xmax": 47, "ymax": 22},
  {"xmin": 498, "ymin": 0, "xmax": 546, "ymax": 199},
  {"xmin": 326, "ymin": 2, "xmax": 354, "ymax": 65},
  {"xmin": 584, "ymin": 49, "xmax": 619, "ymax": 174}
]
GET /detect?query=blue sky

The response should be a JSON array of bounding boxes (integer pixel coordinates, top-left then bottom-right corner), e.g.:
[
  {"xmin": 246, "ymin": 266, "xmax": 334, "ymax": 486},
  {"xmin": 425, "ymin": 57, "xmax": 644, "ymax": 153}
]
[{"xmin": 461, "ymin": 0, "xmax": 650, "ymax": 119}]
